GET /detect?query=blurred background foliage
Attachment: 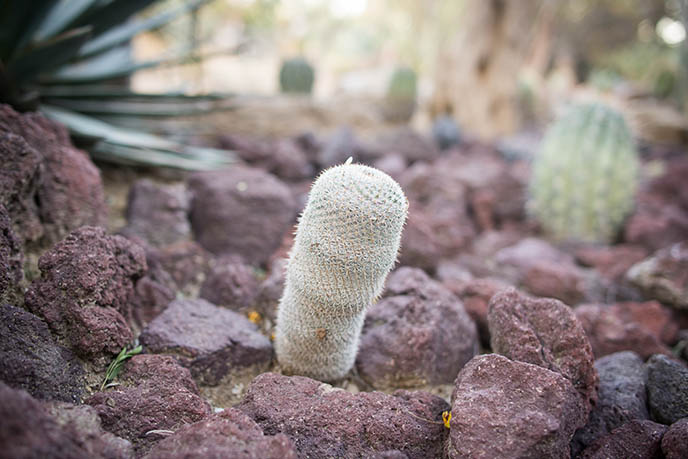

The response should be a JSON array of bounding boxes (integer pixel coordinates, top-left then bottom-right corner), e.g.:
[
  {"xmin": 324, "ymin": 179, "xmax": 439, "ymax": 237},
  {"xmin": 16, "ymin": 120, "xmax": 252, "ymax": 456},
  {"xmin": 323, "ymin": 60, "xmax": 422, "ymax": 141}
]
[{"xmin": 1, "ymin": 0, "xmax": 687, "ymax": 160}]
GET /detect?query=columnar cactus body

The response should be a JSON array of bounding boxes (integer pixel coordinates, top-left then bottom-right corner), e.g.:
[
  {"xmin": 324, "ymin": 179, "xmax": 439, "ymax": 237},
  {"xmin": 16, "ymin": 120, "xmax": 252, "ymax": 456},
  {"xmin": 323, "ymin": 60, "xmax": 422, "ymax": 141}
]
[
  {"xmin": 279, "ymin": 57, "xmax": 315, "ymax": 94},
  {"xmin": 275, "ymin": 161, "xmax": 408, "ymax": 381},
  {"xmin": 383, "ymin": 67, "xmax": 417, "ymax": 122},
  {"xmin": 529, "ymin": 103, "xmax": 639, "ymax": 243}
]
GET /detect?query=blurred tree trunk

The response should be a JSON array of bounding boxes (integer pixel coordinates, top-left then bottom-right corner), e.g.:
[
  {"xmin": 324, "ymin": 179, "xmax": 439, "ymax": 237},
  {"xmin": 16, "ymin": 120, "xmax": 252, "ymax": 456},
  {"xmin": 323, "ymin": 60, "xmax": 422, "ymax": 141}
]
[{"xmin": 431, "ymin": 0, "xmax": 545, "ymax": 139}]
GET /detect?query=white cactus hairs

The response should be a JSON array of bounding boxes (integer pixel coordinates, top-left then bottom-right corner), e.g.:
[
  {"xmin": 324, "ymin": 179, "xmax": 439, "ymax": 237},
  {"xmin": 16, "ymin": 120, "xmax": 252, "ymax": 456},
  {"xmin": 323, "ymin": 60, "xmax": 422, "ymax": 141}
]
[{"xmin": 275, "ymin": 158, "xmax": 408, "ymax": 381}]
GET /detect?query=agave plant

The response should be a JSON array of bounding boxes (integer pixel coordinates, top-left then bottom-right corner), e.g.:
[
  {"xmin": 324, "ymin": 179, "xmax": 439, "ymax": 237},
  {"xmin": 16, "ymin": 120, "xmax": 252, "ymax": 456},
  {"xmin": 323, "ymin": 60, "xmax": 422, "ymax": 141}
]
[{"xmin": 0, "ymin": 0, "xmax": 237, "ymax": 169}]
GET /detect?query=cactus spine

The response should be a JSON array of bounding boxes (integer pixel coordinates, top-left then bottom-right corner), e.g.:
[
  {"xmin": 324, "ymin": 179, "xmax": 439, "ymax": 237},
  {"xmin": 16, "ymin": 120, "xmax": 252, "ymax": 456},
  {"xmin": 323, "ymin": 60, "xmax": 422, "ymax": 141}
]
[
  {"xmin": 529, "ymin": 103, "xmax": 639, "ymax": 243},
  {"xmin": 275, "ymin": 160, "xmax": 408, "ymax": 381},
  {"xmin": 279, "ymin": 57, "xmax": 315, "ymax": 94}
]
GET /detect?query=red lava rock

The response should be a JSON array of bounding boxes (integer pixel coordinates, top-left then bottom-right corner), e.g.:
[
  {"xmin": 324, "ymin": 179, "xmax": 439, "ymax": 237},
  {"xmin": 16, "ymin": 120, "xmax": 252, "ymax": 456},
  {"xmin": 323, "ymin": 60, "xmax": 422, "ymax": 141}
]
[
  {"xmin": 575, "ymin": 302, "xmax": 675, "ymax": 359},
  {"xmin": 575, "ymin": 244, "xmax": 649, "ymax": 281},
  {"xmin": 143, "ymin": 408, "xmax": 297, "ymax": 459},
  {"xmin": 139, "ymin": 298, "xmax": 272, "ymax": 386},
  {"xmin": 86, "ymin": 354, "xmax": 211, "ymax": 455},
  {"xmin": 488, "ymin": 288, "xmax": 598, "ymax": 413},
  {"xmin": 373, "ymin": 127, "xmax": 440, "ymax": 164},
  {"xmin": 199, "ymin": 257, "xmax": 259, "ymax": 312},
  {"xmin": 571, "ymin": 351, "xmax": 650, "ymax": 456},
  {"xmin": 188, "ymin": 166, "xmax": 297, "ymax": 266},
  {"xmin": 627, "ymin": 242, "xmax": 688, "ymax": 310},
  {"xmin": 440, "ymin": 275, "xmax": 510, "ymax": 347},
  {"xmin": 0, "ymin": 382, "xmax": 133, "ymax": 459},
  {"xmin": 662, "ymin": 418, "xmax": 688, "ymax": 459},
  {"xmin": 0, "ymin": 132, "xmax": 43, "ymax": 245},
  {"xmin": 0, "ymin": 204, "xmax": 23, "ymax": 303},
  {"xmin": 0, "ymin": 303, "xmax": 84, "ymax": 403},
  {"xmin": 444, "ymin": 149, "xmax": 527, "ymax": 226},
  {"xmin": 153, "ymin": 240, "xmax": 211, "ymax": 293},
  {"xmin": 624, "ymin": 156, "xmax": 688, "ymax": 252},
  {"xmin": 372, "ymin": 153, "xmax": 407, "ymax": 179},
  {"xmin": 494, "ymin": 238, "xmax": 599, "ymax": 304},
  {"xmin": 254, "ymin": 258, "xmax": 286, "ymax": 320},
  {"xmin": 447, "ymin": 354, "xmax": 586, "ymax": 459},
  {"xmin": 235, "ymin": 372, "xmax": 449, "ymax": 459},
  {"xmin": 521, "ymin": 259, "xmax": 590, "ymax": 305},
  {"xmin": 270, "ymin": 138, "xmax": 315, "ymax": 180},
  {"xmin": 579, "ymin": 420, "xmax": 667, "ymax": 459},
  {"xmin": 318, "ymin": 126, "xmax": 358, "ymax": 168},
  {"xmin": 122, "ymin": 179, "xmax": 190, "ymax": 248},
  {"xmin": 25, "ymin": 226, "xmax": 146, "ymax": 359},
  {"xmin": 0, "ymin": 105, "xmax": 107, "ymax": 248},
  {"xmin": 356, "ymin": 267, "xmax": 478, "ymax": 388},
  {"xmin": 220, "ymin": 134, "xmax": 313, "ymax": 181},
  {"xmin": 398, "ymin": 161, "xmax": 476, "ymax": 271},
  {"xmin": 129, "ymin": 243, "xmax": 176, "ymax": 328}
]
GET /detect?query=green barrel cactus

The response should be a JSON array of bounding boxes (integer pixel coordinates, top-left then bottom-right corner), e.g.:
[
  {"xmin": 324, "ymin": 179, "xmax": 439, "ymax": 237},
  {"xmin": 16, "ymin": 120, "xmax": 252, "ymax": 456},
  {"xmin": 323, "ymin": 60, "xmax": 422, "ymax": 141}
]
[
  {"xmin": 529, "ymin": 103, "xmax": 639, "ymax": 243},
  {"xmin": 279, "ymin": 57, "xmax": 315, "ymax": 94},
  {"xmin": 275, "ymin": 159, "xmax": 408, "ymax": 381},
  {"xmin": 383, "ymin": 67, "xmax": 417, "ymax": 122}
]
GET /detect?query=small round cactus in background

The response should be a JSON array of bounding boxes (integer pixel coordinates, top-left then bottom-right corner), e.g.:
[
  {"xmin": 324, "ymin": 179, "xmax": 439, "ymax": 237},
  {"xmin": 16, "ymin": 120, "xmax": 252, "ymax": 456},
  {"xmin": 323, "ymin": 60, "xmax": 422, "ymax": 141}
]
[
  {"xmin": 275, "ymin": 159, "xmax": 408, "ymax": 381},
  {"xmin": 279, "ymin": 57, "xmax": 315, "ymax": 94},
  {"xmin": 528, "ymin": 102, "xmax": 639, "ymax": 243},
  {"xmin": 383, "ymin": 67, "xmax": 417, "ymax": 122}
]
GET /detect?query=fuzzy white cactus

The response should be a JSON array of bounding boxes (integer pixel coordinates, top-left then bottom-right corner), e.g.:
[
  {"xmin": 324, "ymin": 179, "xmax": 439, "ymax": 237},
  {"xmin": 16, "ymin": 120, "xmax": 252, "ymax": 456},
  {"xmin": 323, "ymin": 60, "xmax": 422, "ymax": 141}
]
[{"xmin": 275, "ymin": 159, "xmax": 408, "ymax": 381}]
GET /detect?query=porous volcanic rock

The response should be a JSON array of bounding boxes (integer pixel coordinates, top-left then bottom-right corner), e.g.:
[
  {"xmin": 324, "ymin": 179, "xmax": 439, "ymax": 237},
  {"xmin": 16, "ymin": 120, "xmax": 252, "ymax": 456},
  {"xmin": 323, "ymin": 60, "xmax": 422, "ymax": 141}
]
[
  {"xmin": 439, "ymin": 275, "xmax": 511, "ymax": 347},
  {"xmin": 0, "ymin": 303, "xmax": 84, "ymax": 403},
  {"xmin": 578, "ymin": 420, "xmax": 667, "ymax": 459},
  {"xmin": 488, "ymin": 288, "xmax": 598, "ymax": 413},
  {"xmin": 0, "ymin": 382, "xmax": 133, "ymax": 459},
  {"xmin": 188, "ymin": 166, "xmax": 297, "ymax": 266},
  {"xmin": 199, "ymin": 257, "xmax": 259, "ymax": 312},
  {"xmin": 25, "ymin": 226, "xmax": 146, "ymax": 358},
  {"xmin": 571, "ymin": 351, "xmax": 650, "ymax": 456},
  {"xmin": 398, "ymin": 161, "xmax": 476, "ymax": 271},
  {"xmin": 357, "ymin": 267, "xmax": 477, "ymax": 388},
  {"xmin": 0, "ymin": 104, "xmax": 107, "ymax": 247},
  {"xmin": 662, "ymin": 417, "xmax": 688, "ymax": 459},
  {"xmin": 574, "ymin": 302, "xmax": 675, "ymax": 359},
  {"xmin": 447, "ymin": 354, "xmax": 586, "ymax": 459},
  {"xmin": 143, "ymin": 408, "xmax": 297, "ymax": 459},
  {"xmin": 0, "ymin": 132, "xmax": 43, "ymax": 245},
  {"xmin": 575, "ymin": 244, "xmax": 648, "ymax": 281},
  {"xmin": 627, "ymin": 242, "xmax": 688, "ymax": 310},
  {"xmin": 0, "ymin": 203, "xmax": 23, "ymax": 303},
  {"xmin": 139, "ymin": 298, "xmax": 272, "ymax": 386},
  {"xmin": 624, "ymin": 156, "xmax": 688, "ymax": 252},
  {"xmin": 122, "ymin": 179, "xmax": 190, "ymax": 248},
  {"xmin": 86, "ymin": 354, "xmax": 211, "ymax": 454},
  {"xmin": 235, "ymin": 372, "xmax": 449, "ymax": 459},
  {"xmin": 646, "ymin": 354, "xmax": 688, "ymax": 425}
]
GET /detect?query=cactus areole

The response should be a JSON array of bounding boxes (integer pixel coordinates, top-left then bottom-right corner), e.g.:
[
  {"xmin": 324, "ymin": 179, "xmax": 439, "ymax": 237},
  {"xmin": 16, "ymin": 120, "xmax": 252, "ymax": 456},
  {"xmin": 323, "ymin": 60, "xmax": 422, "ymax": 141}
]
[{"xmin": 275, "ymin": 159, "xmax": 408, "ymax": 381}]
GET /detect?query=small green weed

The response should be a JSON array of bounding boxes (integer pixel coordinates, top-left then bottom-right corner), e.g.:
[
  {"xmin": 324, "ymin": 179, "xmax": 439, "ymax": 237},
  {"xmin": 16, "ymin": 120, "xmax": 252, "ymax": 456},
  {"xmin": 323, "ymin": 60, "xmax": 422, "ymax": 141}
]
[{"xmin": 100, "ymin": 345, "xmax": 143, "ymax": 391}]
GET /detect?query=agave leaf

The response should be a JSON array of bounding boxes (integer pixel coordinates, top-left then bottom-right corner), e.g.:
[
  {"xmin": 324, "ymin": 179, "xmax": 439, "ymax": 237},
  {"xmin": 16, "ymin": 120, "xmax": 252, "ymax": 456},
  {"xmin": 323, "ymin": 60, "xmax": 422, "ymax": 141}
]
[
  {"xmin": 91, "ymin": 142, "xmax": 233, "ymax": 170},
  {"xmin": 39, "ymin": 85, "xmax": 226, "ymax": 100},
  {"xmin": 42, "ymin": 45, "xmax": 242, "ymax": 84},
  {"xmin": 44, "ymin": 97, "xmax": 229, "ymax": 117},
  {"xmin": 41, "ymin": 105, "xmax": 235, "ymax": 170},
  {"xmin": 42, "ymin": 104, "xmax": 185, "ymax": 150},
  {"xmin": 39, "ymin": 45, "xmax": 154, "ymax": 84},
  {"xmin": 7, "ymin": 26, "xmax": 93, "ymax": 82},
  {"xmin": 31, "ymin": 0, "xmax": 99, "ymax": 43},
  {"xmin": 78, "ymin": 0, "xmax": 209, "ymax": 59},
  {"xmin": 74, "ymin": 0, "xmax": 158, "ymax": 36},
  {"xmin": 0, "ymin": 0, "xmax": 54, "ymax": 61}
]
